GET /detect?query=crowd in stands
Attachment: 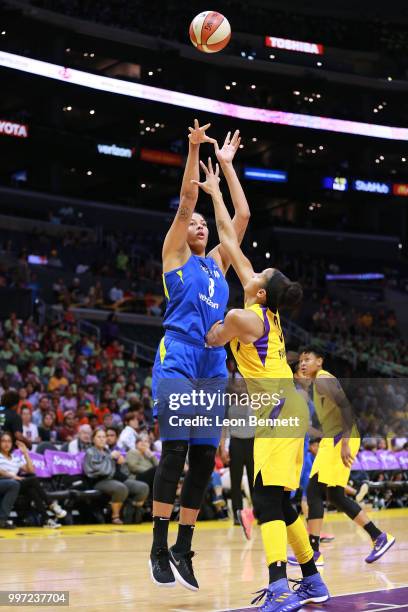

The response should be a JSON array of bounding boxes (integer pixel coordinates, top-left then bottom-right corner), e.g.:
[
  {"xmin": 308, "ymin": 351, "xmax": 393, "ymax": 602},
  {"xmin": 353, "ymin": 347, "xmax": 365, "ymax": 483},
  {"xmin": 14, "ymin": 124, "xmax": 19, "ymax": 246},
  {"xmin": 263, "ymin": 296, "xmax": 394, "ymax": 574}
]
[
  {"xmin": 306, "ymin": 296, "xmax": 407, "ymax": 375},
  {"xmin": 2, "ymin": 221, "xmax": 408, "ymax": 372},
  {"xmin": 0, "ymin": 305, "xmax": 406, "ymax": 526},
  {"xmin": 0, "ymin": 310, "xmax": 233, "ymax": 526},
  {"xmin": 0, "ymin": 227, "xmax": 163, "ymax": 315}
]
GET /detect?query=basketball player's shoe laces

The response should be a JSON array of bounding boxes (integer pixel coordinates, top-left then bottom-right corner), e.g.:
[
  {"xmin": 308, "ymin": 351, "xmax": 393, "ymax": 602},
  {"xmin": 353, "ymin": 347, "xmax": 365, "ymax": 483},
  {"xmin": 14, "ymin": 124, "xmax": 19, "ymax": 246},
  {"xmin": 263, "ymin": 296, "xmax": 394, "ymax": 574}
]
[
  {"xmin": 169, "ymin": 546, "xmax": 199, "ymax": 591},
  {"xmin": 251, "ymin": 578, "xmax": 304, "ymax": 611},
  {"xmin": 365, "ymin": 532, "xmax": 395, "ymax": 563},
  {"xmin": 149, "ymin": 547, "xmax": 176, "ymax": 587},
  {"xmin": 289, "ymin": 573, "xmax": 330, "ymax": 604}
]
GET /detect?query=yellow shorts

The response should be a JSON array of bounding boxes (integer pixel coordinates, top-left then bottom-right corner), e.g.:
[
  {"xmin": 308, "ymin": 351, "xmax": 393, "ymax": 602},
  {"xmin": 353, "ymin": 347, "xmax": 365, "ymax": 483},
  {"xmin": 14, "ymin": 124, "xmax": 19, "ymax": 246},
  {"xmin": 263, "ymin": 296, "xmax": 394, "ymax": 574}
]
[
  {"xmin": 254, "ymin": 436, "xmax": 305, "ymax": 490},
  {"xmin": 310, "ymin": 435, "xmax": 360, "ymax": 488},
  {"xmin": 253, "ymin": 387, "xmax": 309, "ymax": 491}
]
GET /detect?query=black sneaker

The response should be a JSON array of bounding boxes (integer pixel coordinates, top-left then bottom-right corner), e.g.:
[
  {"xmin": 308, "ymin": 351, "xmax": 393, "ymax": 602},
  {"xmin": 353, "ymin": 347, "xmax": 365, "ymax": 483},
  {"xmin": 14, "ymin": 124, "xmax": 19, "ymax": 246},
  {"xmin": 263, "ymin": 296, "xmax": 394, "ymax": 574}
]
[
  {"xmin": 0, "ymin": 520, "xmax": 15, "ymax": 529},
  {"xmin": 149, "ymin": 548, "xmax": 176, "ymax": 587},
  {"xmin": 169, "ymin": 546, "xmax": 199, "ymax": 591}
]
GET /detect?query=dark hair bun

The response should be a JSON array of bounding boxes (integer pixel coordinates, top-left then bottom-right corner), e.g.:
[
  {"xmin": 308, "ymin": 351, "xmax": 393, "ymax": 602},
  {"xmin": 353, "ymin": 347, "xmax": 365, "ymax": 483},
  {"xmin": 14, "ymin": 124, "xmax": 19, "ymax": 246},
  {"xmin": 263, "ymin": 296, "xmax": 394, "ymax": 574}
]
[{"xmin": 279, "ymin": 282, "xmax": 303, "ymax": 309}]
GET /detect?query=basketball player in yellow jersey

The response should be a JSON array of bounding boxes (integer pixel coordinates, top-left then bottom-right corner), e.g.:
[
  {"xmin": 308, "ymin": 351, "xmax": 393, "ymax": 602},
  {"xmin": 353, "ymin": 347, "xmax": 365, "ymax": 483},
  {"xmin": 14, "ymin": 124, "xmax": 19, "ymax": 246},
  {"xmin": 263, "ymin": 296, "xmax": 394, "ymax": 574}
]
[
  {"xmin": 287, "ymin": 347, "xmax": 395, "ymax": 568},
  {"xmin": 193, "ymin": 159, "xmax": 329, "ymax": 612}
]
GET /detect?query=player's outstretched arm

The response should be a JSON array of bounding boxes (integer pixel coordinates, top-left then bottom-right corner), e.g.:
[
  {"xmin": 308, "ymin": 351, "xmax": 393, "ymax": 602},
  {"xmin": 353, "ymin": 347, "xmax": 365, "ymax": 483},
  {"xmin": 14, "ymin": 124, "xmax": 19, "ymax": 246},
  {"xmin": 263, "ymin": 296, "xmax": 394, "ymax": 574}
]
[
  {"xmin": 192, "ymin": 158, "xmax": 254, "ymax": 288},
  {"xmin": 207, "ymin": 130, "xmax": 250, "ymax": 273},
  {"xmin": 162, "ymin": 119, "xmax": 215, "ymax": 272},
  {"xmin": 206, "ymin": 308, "xmax": 264, "ymax": 347}
]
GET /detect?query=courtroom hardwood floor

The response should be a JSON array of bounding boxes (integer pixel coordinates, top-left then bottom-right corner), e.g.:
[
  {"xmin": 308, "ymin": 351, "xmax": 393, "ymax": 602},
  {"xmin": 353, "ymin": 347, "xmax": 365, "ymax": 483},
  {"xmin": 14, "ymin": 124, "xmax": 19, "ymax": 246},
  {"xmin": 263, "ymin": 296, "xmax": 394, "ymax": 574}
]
[{"xmin": 0, "ymin": 509, "xmax": 406, "ymax": 612}]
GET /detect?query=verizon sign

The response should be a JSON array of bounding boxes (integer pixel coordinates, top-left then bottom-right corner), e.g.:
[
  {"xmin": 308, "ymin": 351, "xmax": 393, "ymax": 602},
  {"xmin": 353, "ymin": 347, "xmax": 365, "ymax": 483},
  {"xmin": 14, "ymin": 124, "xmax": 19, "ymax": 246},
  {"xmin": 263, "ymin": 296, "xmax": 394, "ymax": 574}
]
[
  {"xmin": 97, "ymin": 143, "xmax": 135, "ymax": 158},
  {"xmin": 0, "ymin": 119, "xmax": 29, "ymax": 138},
  {"xmin": 265, "ymin": 36, "xmax": 324, "ymax": 55}
]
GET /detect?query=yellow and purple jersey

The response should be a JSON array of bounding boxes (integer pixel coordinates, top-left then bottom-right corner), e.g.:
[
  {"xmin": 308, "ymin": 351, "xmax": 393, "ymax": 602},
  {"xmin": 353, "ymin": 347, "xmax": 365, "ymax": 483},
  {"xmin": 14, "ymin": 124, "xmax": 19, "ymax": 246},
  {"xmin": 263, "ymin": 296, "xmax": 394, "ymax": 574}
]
[{"xmin": 230, "ymin": 303, "xmax": 292, "ymax": 380}]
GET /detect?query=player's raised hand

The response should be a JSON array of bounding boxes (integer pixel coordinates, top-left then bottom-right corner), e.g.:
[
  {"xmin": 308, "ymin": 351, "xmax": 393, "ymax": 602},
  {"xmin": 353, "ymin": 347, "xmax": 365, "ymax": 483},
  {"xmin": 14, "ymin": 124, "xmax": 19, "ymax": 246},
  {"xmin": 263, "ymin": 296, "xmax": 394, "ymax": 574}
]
[
  {"xmin": 191, "ymin": 157, "xmax": 221, "ymax": 195},
  {"xmin": 188, "ymin": 119, "xmax": 216, "ymax": 145},
  {"xmin": 214, "ymin": 130, "xmax": 241, "ymax": 165}
]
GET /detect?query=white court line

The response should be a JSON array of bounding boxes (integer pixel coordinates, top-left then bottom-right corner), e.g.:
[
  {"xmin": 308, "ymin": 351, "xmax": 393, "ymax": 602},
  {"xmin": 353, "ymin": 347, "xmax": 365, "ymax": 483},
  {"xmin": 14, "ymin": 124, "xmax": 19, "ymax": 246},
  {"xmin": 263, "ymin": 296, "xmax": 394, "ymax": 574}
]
[
  {"xmin": 368, "ymin": 603, "xmax": 404, "ymax": 608},
  {"xmin": 365, "ymin": 606, "xmax": 408, "ymax": 612}
]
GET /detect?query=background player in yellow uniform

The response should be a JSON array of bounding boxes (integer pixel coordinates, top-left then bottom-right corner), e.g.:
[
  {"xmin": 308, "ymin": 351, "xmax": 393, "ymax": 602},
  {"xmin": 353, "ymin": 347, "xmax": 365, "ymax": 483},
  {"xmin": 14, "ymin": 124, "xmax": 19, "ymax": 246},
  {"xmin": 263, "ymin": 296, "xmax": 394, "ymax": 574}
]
[
  {"xmin": 288, "ymin": 347, "xmax": 395, "ymax": 567},
  {"xmin": 193, "ymin": 159, "xmax": 330, "ymax": 612}
]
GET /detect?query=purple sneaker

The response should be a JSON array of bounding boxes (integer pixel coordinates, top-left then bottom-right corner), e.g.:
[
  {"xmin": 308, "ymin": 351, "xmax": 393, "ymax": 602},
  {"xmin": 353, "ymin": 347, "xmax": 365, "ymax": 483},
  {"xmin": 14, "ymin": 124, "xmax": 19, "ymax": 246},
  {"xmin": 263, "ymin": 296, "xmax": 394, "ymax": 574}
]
[
  {"xmin": 287, "ymin": 551, "xmax": 324, "ymax": 567},
  {"xmin": 365, "ymin": 532, "xmax": 395, "ymax": 564},
  {"xmin": 290, "ymin": 573, "xmax": 330, "ymax": 604}
]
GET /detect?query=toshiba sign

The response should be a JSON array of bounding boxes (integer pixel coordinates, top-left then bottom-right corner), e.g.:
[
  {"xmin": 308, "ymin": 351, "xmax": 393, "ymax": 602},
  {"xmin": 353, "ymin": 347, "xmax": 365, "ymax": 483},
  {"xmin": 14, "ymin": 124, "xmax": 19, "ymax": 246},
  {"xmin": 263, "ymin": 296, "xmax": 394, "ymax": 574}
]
[
  {"xmin": 265, "ymin": 36, "xmax": 324, "ymax": 55},
  {"xmin": 0, "ymin": 120, "xmax": 29, "ymax": 138}
]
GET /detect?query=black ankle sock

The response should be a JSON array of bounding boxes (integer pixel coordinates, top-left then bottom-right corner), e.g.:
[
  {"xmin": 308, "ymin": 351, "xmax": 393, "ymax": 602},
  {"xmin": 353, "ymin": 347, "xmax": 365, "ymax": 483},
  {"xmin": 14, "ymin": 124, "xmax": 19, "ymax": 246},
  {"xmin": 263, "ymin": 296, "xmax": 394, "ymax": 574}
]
[
  {"xmin": 268, "ymin": 561, "xmax": 287, "ymax": 584},
  {"xmin": 309, "ymin": 534, "xmax": 320, "ymax": 552},
  {"xmin": 173, "ymin": 524, "xmax": 195, "ymax": 554},
  {"xmin": 151, "ymin": 516, "xmax": 170, "ymax": 553},
  {"xmin": 300, "ymin": 557, "xmax": 318, "ymax": 578},
  {"xmin": 364, "ymin": 521, "xmax": 382, "ymax": 541}
]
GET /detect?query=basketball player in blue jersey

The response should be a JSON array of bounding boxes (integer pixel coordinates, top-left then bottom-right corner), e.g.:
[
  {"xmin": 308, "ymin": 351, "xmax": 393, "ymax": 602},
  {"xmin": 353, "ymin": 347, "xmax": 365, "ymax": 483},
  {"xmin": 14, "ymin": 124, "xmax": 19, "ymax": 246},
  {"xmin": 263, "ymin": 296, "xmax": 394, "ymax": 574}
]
[{"xmin": 150, "ymin": 121, "xmax": 250, "ymax": 590}]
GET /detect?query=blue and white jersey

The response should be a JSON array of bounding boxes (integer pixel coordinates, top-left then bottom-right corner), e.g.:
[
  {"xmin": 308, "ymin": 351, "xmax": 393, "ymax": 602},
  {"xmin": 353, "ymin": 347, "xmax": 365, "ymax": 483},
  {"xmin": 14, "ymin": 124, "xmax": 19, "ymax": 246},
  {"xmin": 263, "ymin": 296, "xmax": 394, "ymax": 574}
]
[{"xmin": 162, "ymin": 254, "xmax": 229, "ymax": 341}]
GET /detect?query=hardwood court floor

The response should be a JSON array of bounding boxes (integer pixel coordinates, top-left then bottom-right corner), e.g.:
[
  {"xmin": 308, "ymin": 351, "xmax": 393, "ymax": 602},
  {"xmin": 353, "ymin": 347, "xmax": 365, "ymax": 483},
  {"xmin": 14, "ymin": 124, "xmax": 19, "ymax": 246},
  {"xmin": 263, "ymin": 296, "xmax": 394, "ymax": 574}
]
[{"xmin": 0, "ymin": 509, "xmax": 406, "ymax": 612}]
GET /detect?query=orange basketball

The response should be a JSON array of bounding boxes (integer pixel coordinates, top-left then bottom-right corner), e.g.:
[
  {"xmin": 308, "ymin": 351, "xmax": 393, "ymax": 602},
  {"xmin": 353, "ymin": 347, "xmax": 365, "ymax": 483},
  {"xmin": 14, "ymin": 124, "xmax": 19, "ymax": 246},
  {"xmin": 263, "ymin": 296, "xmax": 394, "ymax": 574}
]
[{"xmin": 189, "ymin": 11, "xmax": 231, "ymax": 53}]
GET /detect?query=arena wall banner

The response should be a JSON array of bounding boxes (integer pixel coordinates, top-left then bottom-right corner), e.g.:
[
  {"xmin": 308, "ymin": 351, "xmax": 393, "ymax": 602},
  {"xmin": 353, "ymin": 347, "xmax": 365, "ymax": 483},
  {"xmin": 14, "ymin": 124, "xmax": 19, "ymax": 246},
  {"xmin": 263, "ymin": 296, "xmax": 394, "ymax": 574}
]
[
  {"xmin": 396, "ymin": 451, "xmax": 408, "ymax": 469},
  {"xmin": 1, "ymin": 50, "xmax": 408, "ymax": 141},
  {"xmin": 393, "ymin": 183, "xmax": 408, "ymax": 196},
  {"xmin": 28, "ymin": 452, "xmax": 52, "ymax": 478},
  {"xmin": 265, "ymin": 36, "xmax": 324, "ymax": 55},
  {"xmin": 358, "ymin": 451, "xmax": 383, "ymax": 471},
  {"xmin": 140, "ymin": 148, "xmax": 183, "ymax": 166},
  {"xmin": 44, "ymin": 450, "xmax": 85, "ymax": 476},
  {"xmin": 0, "ymin": 118, "xmax": 28, "ymax": 138},
  {"xmin": 13, "ymin": 450, "xmax": 52, "ymax": 478}
]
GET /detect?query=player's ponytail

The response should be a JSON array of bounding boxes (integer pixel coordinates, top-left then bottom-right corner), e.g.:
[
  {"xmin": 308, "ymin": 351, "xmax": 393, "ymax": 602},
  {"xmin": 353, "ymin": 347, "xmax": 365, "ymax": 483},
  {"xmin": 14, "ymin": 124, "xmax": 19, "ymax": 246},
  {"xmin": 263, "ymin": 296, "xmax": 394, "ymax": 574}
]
[{"xmin": 265, "ymin": 271, "xmax": 303, "ymax": 312}]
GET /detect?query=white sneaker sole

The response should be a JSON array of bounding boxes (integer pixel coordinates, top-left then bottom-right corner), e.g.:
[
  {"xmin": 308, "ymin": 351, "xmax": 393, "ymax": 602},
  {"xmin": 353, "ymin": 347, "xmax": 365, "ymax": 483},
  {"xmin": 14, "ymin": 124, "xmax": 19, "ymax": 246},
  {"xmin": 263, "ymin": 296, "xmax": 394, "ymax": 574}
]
[
  {"xmin": 300, "ymin": 595, "xmax": 330, "ymax": 604},
  {"xmin": 169, "ymin": 559, "xmax": 199, "ymax": 592},
  {"xmin": 148, "ymin": 559, "xmax": 176, "ymax": 587},
  {"xmin": 287, "ymin": 558, "xmax": 324, "ymax": 567},
  {"xmin": 366, "ymin": 537, "xmax": 396, "ymax": 563}
]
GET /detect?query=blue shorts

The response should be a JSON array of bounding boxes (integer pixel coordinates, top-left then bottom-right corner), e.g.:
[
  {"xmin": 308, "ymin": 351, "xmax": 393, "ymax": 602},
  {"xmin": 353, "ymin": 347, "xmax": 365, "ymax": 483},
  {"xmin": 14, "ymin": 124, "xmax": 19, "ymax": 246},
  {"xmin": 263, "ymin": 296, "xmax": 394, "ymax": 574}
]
[{"xmin": 152, "ymin": 330, "xmax": 228, "ymax": 447}]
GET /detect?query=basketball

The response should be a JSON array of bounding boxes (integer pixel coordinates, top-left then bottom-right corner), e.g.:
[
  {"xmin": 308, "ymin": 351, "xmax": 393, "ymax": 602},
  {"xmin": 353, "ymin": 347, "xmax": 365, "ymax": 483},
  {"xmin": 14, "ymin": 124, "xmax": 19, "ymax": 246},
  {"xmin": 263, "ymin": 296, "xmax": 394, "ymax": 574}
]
[{"xmin": 189, "ymin": 11, "xmax": 231, "ymax": 53}]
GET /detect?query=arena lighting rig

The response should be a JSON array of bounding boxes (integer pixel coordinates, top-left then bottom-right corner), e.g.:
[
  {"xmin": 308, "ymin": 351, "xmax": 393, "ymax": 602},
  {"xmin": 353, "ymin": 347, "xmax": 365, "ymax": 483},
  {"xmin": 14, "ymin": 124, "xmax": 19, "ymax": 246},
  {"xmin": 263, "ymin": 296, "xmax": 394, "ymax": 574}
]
[{"xmin": 1, "ymin": 50, "xmax": 408, "ymax": 141}]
